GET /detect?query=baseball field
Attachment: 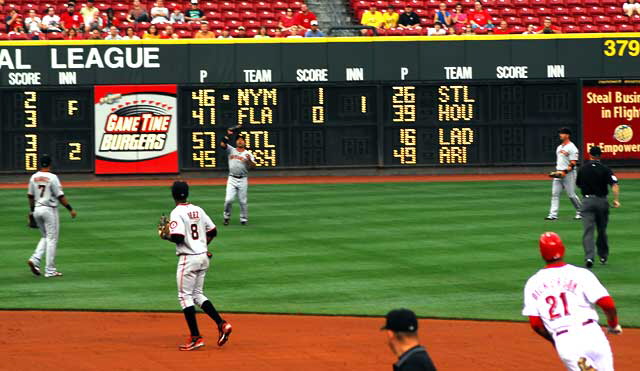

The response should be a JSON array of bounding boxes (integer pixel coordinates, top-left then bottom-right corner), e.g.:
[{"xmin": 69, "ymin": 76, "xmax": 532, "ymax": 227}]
[{"xmin": 1, "ymin": 174, "xmax": 639, "ymax": 370}]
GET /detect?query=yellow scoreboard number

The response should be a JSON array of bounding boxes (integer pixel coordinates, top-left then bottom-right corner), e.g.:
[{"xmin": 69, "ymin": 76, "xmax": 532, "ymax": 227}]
[
  {"xmin": 23, "ymin": 91, "xmax": 39, "ymax": 170},
  {"xmin": 239, "ymin": 130, "xmax": 277, "ymax": 167},
  {"xmin": 237, "ymin": 88, "xmax": 277, "ymax": 125},
  {"xmin": 192, "ymin": 131, "xmax": 216, "ymax": 168},
  {"xmin": 393, "ymin": 128, "xmax": 417, "ymax": 164},
  {"xmin": 392, "ymin": 86, "xmax": 416, "ymax": 123},
  {"xmin": 191, "ymin": 89, "xmax": 216, "ymax": 126}
]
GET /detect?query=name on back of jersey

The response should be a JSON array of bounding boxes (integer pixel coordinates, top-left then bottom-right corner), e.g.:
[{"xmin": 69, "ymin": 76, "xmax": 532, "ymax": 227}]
[
  {"xmin": 187, "ymin": 210, "xmax": 200, "ymax": 220},
  {"xmin": 531, "ymin": 278, "xmax": 578, "ymax": 300}
]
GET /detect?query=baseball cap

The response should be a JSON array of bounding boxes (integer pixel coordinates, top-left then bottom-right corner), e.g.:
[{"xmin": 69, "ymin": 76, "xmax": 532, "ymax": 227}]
[
  {"xmin": 539, "ymin": 232, "xmax": 565, "ymax": 262},
  {"xmin": 589, "ymin": 146, "xmax": 602, "ymax": 157},
  {"xmin": 238, "ymin": 26, "xmax": 245, "ymax": 30},
  {"xmin": 171, "ymin": 181, "xmax": 189, "ymax": 200},
  {"xmin": 381, "ymin": 309, "xmax": 418, "ymax": 332},
  {"xmin": 310, "ymin": 20, "xmax": 318, "ymax": 26},
  {"xmin": 40, "ymin": 154, "xmax": 52, "ymax": 168},
  {"xmin": 190, "ymin": 0, "xmax": 198, "ymax": 4},
  {"xmin": 558, "ymin": 127, "xmax": 572, "ymax": 135}
]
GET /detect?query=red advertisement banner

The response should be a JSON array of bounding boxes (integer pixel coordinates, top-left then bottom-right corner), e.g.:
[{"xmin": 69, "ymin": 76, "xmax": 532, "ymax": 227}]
[
  {"xmin": 94, "ymin": 85, "xmax": 178, "ymax": 174},
  {"xmin": 582, "ymin": 85, "xmax": 640, "ymax": 160}
]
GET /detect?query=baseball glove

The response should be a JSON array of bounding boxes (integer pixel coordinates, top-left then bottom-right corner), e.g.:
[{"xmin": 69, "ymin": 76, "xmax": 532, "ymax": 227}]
[
  {"xmin": 548, "ymin": 171, "xmax": 565, "ymax": 179},
  {"xmin": 28, "ymin": 212, "xmax": 38, "ymax": 229},
  {"xmin": 158, "ymin": 214, "xmax": 170, "ymax": 240}
]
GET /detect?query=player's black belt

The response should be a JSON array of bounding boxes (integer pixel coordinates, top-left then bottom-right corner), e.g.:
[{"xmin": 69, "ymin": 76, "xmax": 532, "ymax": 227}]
[
  {"xmin": 584, "ymin": 194, "xmax": 606, "ymax": 198},
  {"xmin": 555, "ymin": 319, "xmax": 596, "ymax": 336},
  {"xmin": 230, "ymin": 174, "xmax": 245, "ymax": 179}
]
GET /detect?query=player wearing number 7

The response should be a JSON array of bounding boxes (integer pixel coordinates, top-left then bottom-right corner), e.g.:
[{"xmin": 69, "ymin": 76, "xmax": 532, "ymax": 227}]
[
  {"xmin": 220, "ymin": 128, "xmax": 256, "ymax": 226},
  {"xmin": 522, "ymin": 232, "xmax": 622, "ymax": 371}
]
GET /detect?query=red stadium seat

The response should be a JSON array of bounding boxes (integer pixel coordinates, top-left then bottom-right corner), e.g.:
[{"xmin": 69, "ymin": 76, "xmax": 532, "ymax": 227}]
[
  {"xmin": 244, "ymin": 19, "xmax": 260, "ymax": 28},
  {"xmin": 517, "ymin": 7, "xmax": 535, "ymax": 16},
  {"xmin": 408, "ymin": 0, "xmax": 425, "ymax": 8},
  {"xmin": 563, "ymin": 24, "xmax": 580, "ymax": 32},
  {"xmin": 535, "ymin": 7, "xmax": 552, "ymax": 16},
  {"xmin": 239, "ymin": 11, "xmax": 257, "ymax": 20},
  {"xmin": 553, "ymin": 7, "xmax": 570, "ymax": 16},
  {"xmin": 592, "ymin": 15, "xmax": 611, "ymax": 24},
  {"xmin": 290, "ymin": 1, "xmax": 305, "ymax": 10},
  {"xmin": 494, "ymin": 0, "xmax": 513, "ymax": 7},
  {"xmin": 588, "ymin": 6, "xmax": 605, "ymax": 15},
  {"xmin": 505, "ymin": 15, "xmax": 523, "ymax": 25},
  {"xmin": 257, "ymin": 10, "xmax": 276, "ymax": 20},
  {"xmin": 600, "ymin": 0, "xmax": 618, "ymax": 6},
  {"xmin": 272, "ymin": 1, "xmax": 288, "ymax": 11},
  {"xmin": 375, "ymin": 0, "xmax": 389, "ymax": 8},
  {"xmin": 172, "ymin": 22, "xmax": 189, "ymax": 30},
  {"xmin": 262, "ymin": 19, "xmax": 278, "ymax": 28},
  {"xmin": 603, "ymin": 6, "xmax": 619, "ymax": 15},
  {"xmin": 557, "ymin": 15, "xmax": 575, "ymax": 24},
  {"xmin": 238, "ymin": 1, "xmax": 254, "ymax": 12},
  {"xmin": 115, "ymin": 11, "xmax": 128, "ymax": 21},
  {"xmin": 221, "ymin": 11, "xmax": 240, "ymax": 21},
  {"xmin": 177, "ymin": 29, "xmax": 191, "ymax": 38},
  {"xmin": 47, "ymin": 31, "xmax": 64, "ymax": 39},
  {"xmin": 256, "ymin": 1, "xmax": 273, "ymax": 11},
  {"xmin": 137, "ymin": 22, "xmax": 150, "ymax": 30},
  {"xmin": 617, "ymin": 23, "xmax": 634, "ymax": 32},
  {"xmin": 513, "ymin": 0, "xmax": 529, "ymax": 7},
  {"xmin": 219, "ymin": 1, "xmax": 236, "ymax": 12},
  {"xmin": 95, "ymin": 2, "xmax": 109, "ymax": 10},
  {"xmin": 154, "ymin": 22, "xmax": 169, "ymax": 30},
  {"xmin": 205, "ymin": 11, "xmax": 222, "ymax": 21},
  {"xmin": 580, "ymin": 24, "xmax": 598, "ymax": 32},
  {"xmin": 584, "ymin": 0, "xmax": 601, "ymax": 6},
  {"xmin": 391, "ymin": 0, "xmax": 405, "ymax": 7},
  {"xmin": 511, "ymin": 24, "xmax": 525, "ymax": 32},
  {"xmin": 200, "ymin": 2, "xmax": 218, "ymax": 12},
  {"xmin": 635, "ymin": 23, "xmax": 640, "ymax": 32},
  {"xmin": 521, "ymin": 15, "xmax": 539, "ymax": 24},
  {"xmin": 572, "ymin": 7, "xmax": 588, "ymax": 16},
  {"xmin": 225, "ymin": 19, "xmax": 243, "ymax": 28},
  {"xmin": 0, "ymin": 33, "xmax": 8, "ymax": 40},
  {"xmin": 529, "ymin": 0, "xmax": 547, "ymax": 6},
  {"xmin": 491, "ymin": 15, "xmax": 501, "ymax": 23},
  {"xmin": 611, "ymin": 15, "xmax": 628, "ymax": 24},
  {"xmin": 404, "ymin": 27, "xmax": 422, "ymax": 35},
  {"xmin": 576, "ymin": 15, "xmax": 593, "ymax": 24},
  {"xmin": 386, "ymin": 27, "xmax": 403, "ymax": 35},
  {"xmin": 9, "ymin": 33, "xmax": 29, "ymax": 40},
  {"xmin": 500, "ymin": 7, "xmax": 517, "ymax": 16},
  {"xmin": 547, "ymin": 0, "xmax": 564, "ymax": 6},
  {"xmin": 598, "ymin": 24, "xmax": 616, "ymax": 32}
]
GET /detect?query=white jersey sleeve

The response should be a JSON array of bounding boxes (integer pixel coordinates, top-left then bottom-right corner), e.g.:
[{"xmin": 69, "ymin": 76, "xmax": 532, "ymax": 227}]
[
  {"xmin": 202, "ymin": 210, "xmax": 216, "ymax": 232},
  {"xmin": 582, "ymin": 270, "xmax": 610, "ymax": 304},
  {"xmin": 568, "ymin": 142, "xmax": 579, "ymax": 162},
  {"xmin": 522, "ymin": 278, "xmax": 540, "ymax": 316},
  {"xmin": 169, "ymin": 208, "xmax": 186, "ymax": 237}
]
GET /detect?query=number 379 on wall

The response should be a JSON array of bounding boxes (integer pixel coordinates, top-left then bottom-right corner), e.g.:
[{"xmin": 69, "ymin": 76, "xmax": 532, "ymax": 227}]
[{"xmin": 603, "ymin": 39, "xmax": 640, "ymax": 57}]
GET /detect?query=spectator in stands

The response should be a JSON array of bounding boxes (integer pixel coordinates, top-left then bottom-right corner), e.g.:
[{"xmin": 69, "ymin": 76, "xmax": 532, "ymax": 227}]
[
  {"xmin": 254, "ymin": 26, "xmax": 270, "ymax": 38},
  {"xmin": 434, "ymin": 3, "xmax": 452, "ymax": 28},
  {"xmin": 463, "ymin": 25, "xmax": 475, "ymax": 35},
  {"xmin": 305, "ymin": 19, "xmax": 325, "ymax": 37},
  {"xmin": 104, "ymin": 26, "xmax": 122, "ymax": 39},
  {"xmin": 274, "ymin": 29, "xmax": 284, "ymax": 38},
  {"xmin": 535, "ymin": 17, "xmax": 561, "ymax": 34},
  {"xmin": 61, "ymin": 3, "xmax": 82, "ymax": 32},
  {"xmin": 161, "ymin": 24, "xmax": 178, "ymax": 38},
  {"xmin": 234, "ymin": 26, "xmax": 246, "ymax": 38},
  {"xmin": 451, "ymin": 3, "xmax": 468, "ymax": 34},
  {"xmin": 143, "ymin": 24, "xmax": 161, "ymax": 38},
  {"xmin": 170, "ymin": 7, "xmax": 185, "ymax": 23},
  {"xmin": 294, "ymin": 4, "xmax": 317, "ymax": 30},
  {"xmin": 623, "ymin": 0, "xmax": 640, "ymax": 16},
  {"xmin": 5, "ymin": 9, "xmax": 22, "ymax": 33},
  {"xmin": 468, "ymin": 1, "xmax": 493, "ymax": 30},
  {"xmin": 493, "ymin": 20, "xmax": 511, "ymax": 34},
  {"xmin": 64, "ymin": 27, "xmax": 82, "ymax": 40},
  {"xmin": 382, "ymin": 5, "xmax": 399, "ymax": 29},
  {"xmin": 86, "ymin": 29, "xmax": 101, "ymax": 39},
  {"xmin": 217, "ymin": 27, "xmax": 232, "ymax": 38},
  {"xmin": 287, "ymin": 27, "xmax": 303, "ymax": 38},
  {"xmin": 128, "ymin": 0, "xmax": 150, "ymax": 23},
  {"xmin": 196, "ymin": 21, "xmax": 216, "ymax": 38},
  {"xmin": 80, "ymin": 0, "xmax": 101, "ymax": 31},
  {"xmin": 103, "ymin": 8, "xmax": 120, "ymax": 31},
  {"xmin": 360, "ymin": 4, "xmax": 384, "ymax": 35},
  {"xmin": 185, "ymin": 0, "xmax": 205, "ymax": 23},
  {"xmin": 279, "ymin": 8, "xmax": 296, "ymax": 31},
  {"xmin": 522, "ymin": 24, "xmax": 536, "ymax": 34},
  {"xmin": 9, "ymin": 25, "xmax": 26, "ymax": 38},
  {"xmin": 398, "ymin": 5, "xmax": 421, "ymax": 29},
  {"xmin": 42, "ymin": 7, "xmax": 62, "ymax": 33},
  {"xmin": 151, "ymin": 0, "xmax": 170, "ymax": 24},
  {"xmin": 122, "ymin": 26, "xmax": 140, "ymax": 39},
  {"xmin": 25, "ymin": 10, "xmax": 43, "ymax": 35},
  {"xmin": 428, "ymin": 21, "xmax": 447, "ymax": 36}
]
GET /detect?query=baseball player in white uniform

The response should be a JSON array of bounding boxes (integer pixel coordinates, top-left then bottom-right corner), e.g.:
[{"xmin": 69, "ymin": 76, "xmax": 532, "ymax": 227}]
[
  {"xmin": 162, "ymin": 181, "xmax": 232, "ymax": 351},
  {"xmin": 523, "ymin": 232, "xmax": 622, "ymax": 371},
  {"xmin": 26, "ymin": 154, "xmax": 77, "ymax": 278},
  {"xmin": 546, "ymin": 128, "xmax": 582, "ymax": 221},
  {"xmin": 220, "ymin": 129, "xmax": 256, "ymax": 226}
]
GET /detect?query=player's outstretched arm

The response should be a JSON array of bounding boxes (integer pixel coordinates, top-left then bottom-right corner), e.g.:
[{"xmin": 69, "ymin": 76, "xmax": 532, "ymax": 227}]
[
  {"xmin": 57, "ymin": 195, "xmax": 77, "ymax": 218},
  {"xmin": 596, "ymin": 296, "xmax": 622, "ymax": 335},
  {"xmin": 220, "ymin": 130, "xmax": 234, "ymax": 149},
  {"xmin": 206, "ymin": 228, "xmax": 217, "ymax": 245},
  {"xmin": 528, "ymin": 316, "xmax": 555, "ymax": 345}
]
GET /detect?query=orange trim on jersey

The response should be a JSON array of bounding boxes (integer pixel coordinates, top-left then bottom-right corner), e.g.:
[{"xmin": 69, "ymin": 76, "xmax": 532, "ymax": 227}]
[
  {"xmin": 545, "ymin": 262, "xmax": 567, "ymax": 269},
  {"xmin": 178, "ymin": 255, "xmax": 187, "ymax": 308}
]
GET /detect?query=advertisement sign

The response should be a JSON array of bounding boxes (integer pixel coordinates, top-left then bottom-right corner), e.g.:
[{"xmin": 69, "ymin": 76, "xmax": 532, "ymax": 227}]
[
  {"xmin": 94, "ymin": 85, "xmax": 178, "ymax": 174},
  {"xmin": 582, "ymin": 84, "xmax": 640, "ymax": 160}
]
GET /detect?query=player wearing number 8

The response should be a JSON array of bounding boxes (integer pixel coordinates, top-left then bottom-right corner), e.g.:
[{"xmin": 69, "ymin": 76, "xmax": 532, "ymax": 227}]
[{"xmin": 522, "ymin": 232, "xmax": 622, "ymax": 371}]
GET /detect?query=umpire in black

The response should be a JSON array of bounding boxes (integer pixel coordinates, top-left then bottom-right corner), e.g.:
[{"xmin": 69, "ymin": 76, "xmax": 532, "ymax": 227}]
[
  {"xmin": 381, "ymin": 309, "xmax": 437, "ymax": 371},
  {"xmin": 576, "ymin": 146, "xmax": 621, "ymax": 268}
]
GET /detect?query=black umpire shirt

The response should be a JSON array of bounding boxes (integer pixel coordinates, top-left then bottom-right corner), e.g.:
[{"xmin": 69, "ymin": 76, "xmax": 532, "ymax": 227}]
[
  {"xmin": 394, "ymin": 345, "xmax": 437, "ymax": 371},
  {"xmin": 398, "ymin": 12, "xmax": 421, "ymax": 27},
  {"xmin": 576, "ymin": 160, "xmax": 618, "ymax": 197}
]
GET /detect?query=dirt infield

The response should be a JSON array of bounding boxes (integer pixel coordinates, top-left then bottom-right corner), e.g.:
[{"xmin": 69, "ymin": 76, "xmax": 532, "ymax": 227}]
[
  {"xmin": 1, "ymin": 172, "xmax": 640, "ymax": 189},
  {"xmin": 1, "ymin": 311, "xmax": 637, "ymax": 371}
]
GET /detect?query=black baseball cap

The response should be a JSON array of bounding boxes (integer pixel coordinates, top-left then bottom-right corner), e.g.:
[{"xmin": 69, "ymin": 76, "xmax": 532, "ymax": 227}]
[
  {"xmin": 171, "ymin": 181, "xmax": 189, "ymax": 200},
  {"xmin": 381, "ymin": 309, "xmax": 418, "ymax": 332},
  {"xmin": 589, "ymin": 146, "xmax": 602, "ymax": 157},
  {"xmin": 558, "ymin": 127, "xmax": 572, "ymax": 135},
  {"xmin": 40, "ymin": 154, "xmax": 52, "ymax": 168}
]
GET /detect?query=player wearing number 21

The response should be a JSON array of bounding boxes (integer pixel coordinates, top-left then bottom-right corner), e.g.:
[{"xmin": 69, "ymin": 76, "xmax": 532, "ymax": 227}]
[
  {"xmin": 220, "ymin": 129, "xmax": 256, "ymax": 226},
  {"xmin": 522, "ymin": 232, "xmax": 622, "ymax": 371},
  {"xmin": 26, "ymin": 154, "xmax": 77, "ymax": 278}
]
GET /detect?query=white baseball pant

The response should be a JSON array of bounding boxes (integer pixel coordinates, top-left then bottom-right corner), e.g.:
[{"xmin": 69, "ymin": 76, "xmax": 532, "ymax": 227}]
[
  {"xmin": 30, "ymin": 206, "xmax": 60, "ymax": 275},
  {"xmin": 223, "ymin": 176, "xmax": 248, "ymax": 222},
  {"xmin": 554, "ymin": 322, "xmax": 614, "ymax": 371},
  {"xmin": 549, "ymin": 171, "xmax": 582, "ymax": 218},
  {"xmin": 177, "ymin": 253, "xmax": 210, "ymax": 310}
]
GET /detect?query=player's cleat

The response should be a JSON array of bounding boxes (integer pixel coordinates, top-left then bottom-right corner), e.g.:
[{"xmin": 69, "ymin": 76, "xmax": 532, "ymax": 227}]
[
  {"xmin": 44, "ymin": 271, "xmax": 63, "ymax": 278},
  {"xmin": 600, "ymin": 257, "xmax": 608, "ymax": 265},
  {"xmin": 240, "ymin": 221, "xmax": 247, "ymax": 226},
  {"xmin": 574, "ymin": 214, "xmax": 582, "ymax": 220},
  {"xmin": 217, "ymin": 321, "xmax": 232, "ymax": 346},
  {"xmin": 585, "ymin": 259, "xmax": 594, "ymax": 269},
  {"xmin": 27, "ymin": 260, "xmax": 41, "ymax": 276},
  {"xmin": 179, "ymin": 336, "xmax": 204, "ymax": 351},
  {"xmin": 544, "ymin": 216, "xmax": 558, "ymax": 221},
  {"xmin": 223, "ymin": 218, "xmax": 229, "ymax": 226}
]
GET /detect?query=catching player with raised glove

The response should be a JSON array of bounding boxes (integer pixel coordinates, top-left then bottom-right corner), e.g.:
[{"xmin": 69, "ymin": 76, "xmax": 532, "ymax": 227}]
[{"xmin": 159, "ymin": 181, "xmax": 232, "ymax": 351}]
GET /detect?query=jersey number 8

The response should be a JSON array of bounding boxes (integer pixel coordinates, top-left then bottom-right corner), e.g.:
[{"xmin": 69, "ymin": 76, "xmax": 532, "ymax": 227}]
[{"xmin": 190, "ymin": 224, "xmax": 199, "ymax": 239}]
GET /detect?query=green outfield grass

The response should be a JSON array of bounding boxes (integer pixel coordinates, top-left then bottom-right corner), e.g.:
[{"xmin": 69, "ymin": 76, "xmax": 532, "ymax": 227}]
[{"xmin": 1, "ymin": 180, "xmax": 638, "ymax": 325}]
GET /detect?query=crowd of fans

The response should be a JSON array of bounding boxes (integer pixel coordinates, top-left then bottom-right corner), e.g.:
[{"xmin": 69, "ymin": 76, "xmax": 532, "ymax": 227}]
[{"xmin": 1, "ymin": 0, "xmax": 324, "ymax": 40}]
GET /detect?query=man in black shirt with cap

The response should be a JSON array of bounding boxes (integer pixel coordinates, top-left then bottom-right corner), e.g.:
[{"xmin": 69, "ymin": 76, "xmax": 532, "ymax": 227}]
[
  {"xmin": 381, "ymin": 308, "xmax": 437, "ymax": 371},
  {"xmin": 576, "ymin": 146, "xmax": 621, "ymax": 268}
]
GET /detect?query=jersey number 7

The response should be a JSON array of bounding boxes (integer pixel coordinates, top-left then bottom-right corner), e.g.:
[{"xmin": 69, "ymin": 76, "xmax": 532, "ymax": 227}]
[
  {"xmin": 546, "ymin": 292, "xmax": 570, "ymax": 320},
  {"xmin": 38, "ymin": 184, "xmax": 46, "ymax": 197}
]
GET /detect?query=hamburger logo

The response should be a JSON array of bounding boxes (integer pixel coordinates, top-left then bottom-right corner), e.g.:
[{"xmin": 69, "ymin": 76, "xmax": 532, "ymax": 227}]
[
  {"xmin": 613, "ymin": 124, "xmax": 633, "ymax": 143},
  {"xmin": 99, "ymin": 97, "xmax": 174, "ymax": 151}
]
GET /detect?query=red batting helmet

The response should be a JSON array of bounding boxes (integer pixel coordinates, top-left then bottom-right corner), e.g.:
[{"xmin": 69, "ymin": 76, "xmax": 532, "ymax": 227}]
[{"xmin": 539, "ymin": 232, "xmax": 565, "ymax": 262}]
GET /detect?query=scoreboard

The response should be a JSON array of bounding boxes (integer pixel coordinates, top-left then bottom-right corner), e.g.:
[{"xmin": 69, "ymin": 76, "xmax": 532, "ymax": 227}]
[{"xmin": 0, "ymin": 82, "xmax": 579, "ymax": 173}]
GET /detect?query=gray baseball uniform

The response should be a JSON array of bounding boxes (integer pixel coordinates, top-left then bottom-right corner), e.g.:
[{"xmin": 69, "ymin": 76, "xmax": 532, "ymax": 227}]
[
  {"xmin": 28, "ymin": 171, "xmax": 64, "ymax": 276},
  {"xmin": 548, "ymin": 141, "xmax": 582, "ymax": 218},
  {"xmin": 223, "ymin": 145, "xmax": 256, "ymax": 223}
]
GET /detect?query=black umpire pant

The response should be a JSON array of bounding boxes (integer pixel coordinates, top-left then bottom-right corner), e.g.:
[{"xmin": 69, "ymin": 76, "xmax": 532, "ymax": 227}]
[{"xmin": 581, "ymin": 195, "xmax": 610, "ymax": 261}]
